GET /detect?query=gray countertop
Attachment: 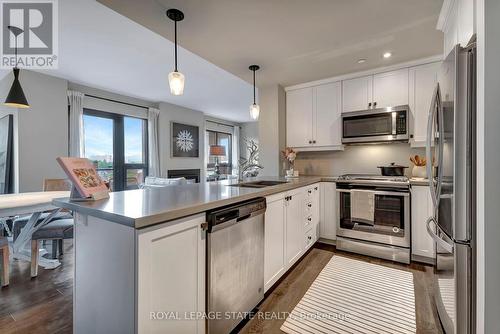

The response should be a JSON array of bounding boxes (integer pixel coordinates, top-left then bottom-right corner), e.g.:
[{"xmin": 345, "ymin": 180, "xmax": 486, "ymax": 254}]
[{"xmin": 53, "ymin": 176, "xmax": 330, "ymax": 229}]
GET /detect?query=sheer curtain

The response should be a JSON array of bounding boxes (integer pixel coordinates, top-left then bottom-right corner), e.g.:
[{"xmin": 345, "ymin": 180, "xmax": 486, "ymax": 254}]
[
  {"xmin": 147, "ymin": 107, "xmax": 161, "ymax": 177},
  {"xmin": 232, "ymin": 125, "xmax": 240, "ymax": 176},
  {"xmin": 67, "ymin": 90, "xmax": 84, "ymax": 157}
]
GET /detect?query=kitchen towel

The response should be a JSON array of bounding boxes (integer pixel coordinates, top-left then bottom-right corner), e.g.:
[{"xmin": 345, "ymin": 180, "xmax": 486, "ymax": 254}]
[{"xmin": 350, "ymin": 190, "xmax": 375, "ymax": 225}]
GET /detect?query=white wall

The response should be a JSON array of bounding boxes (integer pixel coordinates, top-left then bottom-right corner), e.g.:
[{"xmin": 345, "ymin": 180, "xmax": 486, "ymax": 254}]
[
  {"xmin": 158, "ymin": 101, "xmax": 206, "ymax": 179},
  {"xmin": 239, "ymin": 121, "xmax": 259, "ymax": 160},
  {"xmin": 476, "ymin": 0, "xmax": 500, "ymax": 332},
  {"xmin": 258, "ymin": 85, "xmax": 286, "ymax": 176},
  {"xmin": 7, "ymin": 70, "xmax": 69, "ymax": 192},
  {"xmin": 294, "ymin": 144, "xmax": 426, "ymax": 177}
]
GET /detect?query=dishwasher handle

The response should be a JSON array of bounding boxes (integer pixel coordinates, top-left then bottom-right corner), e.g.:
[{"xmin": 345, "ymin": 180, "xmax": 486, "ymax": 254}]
[{"xmin": 206, "ymin": 198, "xmax": 266, "ymax": 233}]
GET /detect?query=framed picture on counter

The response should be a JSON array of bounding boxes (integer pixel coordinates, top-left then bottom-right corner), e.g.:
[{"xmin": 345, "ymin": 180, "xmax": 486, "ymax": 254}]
[{"xmin": 171, "ymin": 122, "xmax": 199, "ymax": 158}]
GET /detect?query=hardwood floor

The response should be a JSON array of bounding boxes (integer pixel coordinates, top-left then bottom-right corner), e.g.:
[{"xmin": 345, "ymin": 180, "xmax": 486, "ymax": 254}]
[
  {"xmin": 0, "ymin": 241, "xmax": 73, "ymax": 334},
  {"xmin": 0, "ymin": 242, "xmax": 442, "ymax": 334}
]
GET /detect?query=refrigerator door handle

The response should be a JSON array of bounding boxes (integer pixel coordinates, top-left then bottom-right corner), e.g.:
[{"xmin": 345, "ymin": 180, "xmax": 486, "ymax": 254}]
[
  {"xmin": 426, "ymin": 84, "xmax": 440, "ymax": 208},
  {"xmin": 426, "ymin": 216, "xmax": 454, "ymax": 253}
]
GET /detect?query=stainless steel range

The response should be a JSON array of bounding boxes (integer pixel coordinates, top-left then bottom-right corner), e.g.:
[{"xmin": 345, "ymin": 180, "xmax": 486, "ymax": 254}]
[{"xmin": 336, "ymin": 174, "xmax": 411, "ymax": 264}]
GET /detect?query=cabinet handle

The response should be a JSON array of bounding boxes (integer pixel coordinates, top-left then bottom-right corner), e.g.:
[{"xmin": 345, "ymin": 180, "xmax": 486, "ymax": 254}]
[
  {"xmin": 308, "ymin": 204, "xmax": 312, "ymax": 208},
  {"xmin": 314, "ymin": 187, "xmax": 318, "ymax": 191},
  {"xmin": 308, "ymin": 140, "xmax": 312, "ymax": 144},
  {"xmin": 308, "ymin": 190, "xmax": 312, "ymax": 194},
  {"xmin": 373, "ymin": 102, "xmax": 377, "ymax": 107},
  {"xmin": 312, "ymin": 140, "xmax": 316, "ymax": 144},
  {"xmin": 308, "ymin": 236, "xmax": 312, "ymax": 240},
  {"xmin": 308, "ymin": 217, "xmax": 312, "ymax": 221},
  {"xmin": 368, "ymin": 102, "xmax": 372, "ymax": 108}
]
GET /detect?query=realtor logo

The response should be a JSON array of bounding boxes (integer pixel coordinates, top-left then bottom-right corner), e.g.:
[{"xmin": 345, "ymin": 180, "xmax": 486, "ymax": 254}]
[{"xmin": 0, "ymin": 0, "xmax": 58, "ymax": 69}]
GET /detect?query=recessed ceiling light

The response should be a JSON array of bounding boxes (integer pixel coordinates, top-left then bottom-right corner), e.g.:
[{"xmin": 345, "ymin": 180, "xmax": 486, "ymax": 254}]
[
  {"xmin": 383, "ymin": 52, "xmax": 392, "ymax": 59},
  {"xmin": 357, "ymin": 58, "xmax": 366, "ymax": 64}
]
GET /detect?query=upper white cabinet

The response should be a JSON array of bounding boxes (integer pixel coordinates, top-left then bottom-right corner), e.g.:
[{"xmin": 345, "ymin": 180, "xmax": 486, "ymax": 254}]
[
  {"xmin": 286, "ymin": 82, "xmax": 342, "ymax": 149},
  {"xmin": 286, "ymin": 87, "xmax": 313, "ymax": 148},
  {"xmin": 372, "ymin": 68, "xmax": 409, "ymax": 109},
  {"xmin": 411, "ymin": 185, "xmax": 436, "ymax": 262},
  {"xmin": 342, "ymin": 76, "xmax": 373, "ymax": 112},
  {"xmin": 314, "ymin": 83, "xmax": 342, "ymax": 147},
  {"xmin": 438, "ymin": 0, "xmax": 475, "ymax": 56},
  {"xmin": 342, "ymin": 69, "xmax": 409, "ymax": 113},
  {"xmin": 409, "ymin": 62, "xmax": 441, "ymax": 146}
]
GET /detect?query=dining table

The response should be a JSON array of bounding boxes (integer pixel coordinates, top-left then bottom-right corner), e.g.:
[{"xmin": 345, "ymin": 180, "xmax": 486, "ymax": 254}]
[{"xmin": 0, "ymin": 191, "xmax": 71, "ymax": 269}]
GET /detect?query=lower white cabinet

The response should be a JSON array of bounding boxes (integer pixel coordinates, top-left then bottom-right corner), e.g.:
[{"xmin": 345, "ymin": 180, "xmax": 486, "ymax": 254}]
[
  {"xmin": 411, "ymin": 185, "xmax": 436, "ymax": 261},
  {"xmin": 137, "ymin": 214, "xmax": 206, "ymax": 334},
  {"xmin": 264, "ymin": 194, "xmax": 286, "ymax": 291},
  {"xmin": 319, "ymin": 182, "xmax": 337, "ymax": 240},
  {"xmin": 285, "ymin": 187, "xmax": 306, "ymax": 267}
]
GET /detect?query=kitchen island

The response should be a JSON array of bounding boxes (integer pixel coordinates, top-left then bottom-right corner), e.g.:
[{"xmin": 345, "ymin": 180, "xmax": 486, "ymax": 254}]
[{"xmin": 53, "ymin": 177, "xmax": 330, "ymax": 334}]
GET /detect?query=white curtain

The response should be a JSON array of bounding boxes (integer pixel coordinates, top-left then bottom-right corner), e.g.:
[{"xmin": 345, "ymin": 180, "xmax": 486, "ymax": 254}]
[
  {"xmin": 232, "ymin": 125, "xmax": 240, "ymax": 175},
  {"xmin": 67, "ymin": 90, "xmax": 84, "ymax": 157},
  {"xmin": 147, "ymin": 107, "xmax": 161, "ymax": 177}
]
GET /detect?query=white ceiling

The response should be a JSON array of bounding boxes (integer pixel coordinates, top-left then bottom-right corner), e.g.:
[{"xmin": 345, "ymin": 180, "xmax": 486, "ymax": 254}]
[
  {"xmin": 98, "ymin": 0, "xmax": 444, "ymax": 87},
  {"xmin": 24, "ymin": 0, "xmax": 255, "ymax": 122}
]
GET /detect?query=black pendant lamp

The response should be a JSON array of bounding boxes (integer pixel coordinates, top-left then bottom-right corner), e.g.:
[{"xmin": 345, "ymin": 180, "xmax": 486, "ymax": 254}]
[
  {"xmin": 249, "ymin": 65, "xmax": 260, "ymax": 120},
  {"xmin": 4, "ymin": 25, "xmax": 29, "ymax": 109},
  {"xmin": 166, "ymin": 9, "xmax": 185, "ymax": 96}
]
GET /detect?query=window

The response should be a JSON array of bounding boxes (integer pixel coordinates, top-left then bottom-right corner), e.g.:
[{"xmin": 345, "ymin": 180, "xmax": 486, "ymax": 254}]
[
  {"xmin": 206, "ymin": 130, "xmax": 232, "ymax": 175},
  {"xmin": 83, "ymin": 109, "xmax": 148, "ymax": 191}
]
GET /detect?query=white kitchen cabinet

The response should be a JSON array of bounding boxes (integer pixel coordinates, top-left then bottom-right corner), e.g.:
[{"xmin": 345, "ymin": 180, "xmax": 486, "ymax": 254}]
[
  {"xmin": 305, "ymin": 184, "xmax": 320, "ymax": 246},
  {"xmin": 286, "ymin": 83, "xmax": 342, "ymax": 150},
  {"xmin": 137, "ymin": 214, "xmax": 205, "ymax": 334},
  {"xmin": 439, "ymin": 0, "xmax": 475, "ymax": 56},
  {"xmin": 342, "ymin": 69, "xmax": 409, "ymax": 113},
  {"xmin": 411, "ymin": 186, "xmax": 435, "ymax": 262},
  {"xmin": 286, "ymin": 87, "xmax": 313, "ymax": 148},
  {"xmin": 319, "ymin": 182, "xmax": 337, "ymax": 240},
  {"xmin": 409, "ymin": 62, "xmax": 441, "ymax": 146},
  {"xmin": 372, "ymin": 68, "xmax": 409, "ymax": 109},
  {"xmin": 264, "ymin": 194, "xmax": 286, "ymax": 292},
  {"xmin": 314, "ymin": 82, "xmax": 342, "ymax": 148},
  {"xmin": 342, "ymin": 75, "xmax": 373, "ymax": 112},
  {"xmin": 285, "ymin": 187, "xmax": 306, "ymax": 267}
]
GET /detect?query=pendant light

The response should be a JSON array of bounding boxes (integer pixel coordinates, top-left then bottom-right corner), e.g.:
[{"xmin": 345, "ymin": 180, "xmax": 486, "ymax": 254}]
[
  {"xmin": 166, "ymin": 9, "xmax": 185, "ymax": 96},
  {"xmin": 249, "ymin": 65, "xmax": 260, "ymax": 120},
  {"xmin": 4, "ymin": 25, "xmax": 29, "ymax": 109}
]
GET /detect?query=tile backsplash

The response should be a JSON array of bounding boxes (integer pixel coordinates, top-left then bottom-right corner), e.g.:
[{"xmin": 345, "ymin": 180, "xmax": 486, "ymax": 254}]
[{"xmin": 293, "ymin": 143, "xmax": 426, "ymax": 177}]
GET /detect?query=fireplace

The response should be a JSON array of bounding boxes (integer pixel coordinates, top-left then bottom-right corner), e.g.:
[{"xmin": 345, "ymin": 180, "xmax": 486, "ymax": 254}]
[{"xmin": 167, "ymin": 169, "xmax": 201, "ymax": 183}]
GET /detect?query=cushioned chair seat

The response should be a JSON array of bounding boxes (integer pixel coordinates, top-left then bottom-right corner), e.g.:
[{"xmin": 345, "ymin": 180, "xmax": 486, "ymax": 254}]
[
  {"xmin": 13, "ymin": 212, "xmax": 73, "ymax": 241},
  {"xmin": 0, "ymin": 237, "xmax": 7, "ymax": 248},
  {"xmin": 32, "ymin": 219, "xmax": 74, "ymax": 240}
]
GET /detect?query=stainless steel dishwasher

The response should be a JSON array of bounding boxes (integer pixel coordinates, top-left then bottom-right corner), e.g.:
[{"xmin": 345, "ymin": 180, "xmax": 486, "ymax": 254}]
[{"xmin": 206, "ymin": 198, "xmax": 266, "ymax": 334}]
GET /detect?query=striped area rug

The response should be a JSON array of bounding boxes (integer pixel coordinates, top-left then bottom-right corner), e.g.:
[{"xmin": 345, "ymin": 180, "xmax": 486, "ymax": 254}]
[{"xmin": 280, "ymin": 256, "xmax": 416, "ymax": 334}]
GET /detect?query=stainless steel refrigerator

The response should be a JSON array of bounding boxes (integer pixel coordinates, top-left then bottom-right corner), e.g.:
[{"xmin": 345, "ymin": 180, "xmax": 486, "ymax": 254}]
[{"xmin": 425, "ymin": 41, "xmax": 476, "ymax": 334}]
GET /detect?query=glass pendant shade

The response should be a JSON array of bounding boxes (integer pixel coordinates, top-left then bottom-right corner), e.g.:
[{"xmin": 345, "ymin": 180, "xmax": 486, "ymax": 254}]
[
  {"xmin": 168, "ymin": 71, "xmax": 185, "ymax": 96},
  {"xmin": 249, "ymin": 103, "xmax": 260, "ymax": 120},
  {"xmin": 4, "ymin": 68, "xmax": 29, "ymax": 108}
]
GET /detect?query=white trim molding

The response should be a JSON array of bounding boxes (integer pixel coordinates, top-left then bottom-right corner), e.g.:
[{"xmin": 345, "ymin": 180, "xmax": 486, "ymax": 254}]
[{"xmin": 284, "ymin": 55, "xmax": 443, "ymax": 92}]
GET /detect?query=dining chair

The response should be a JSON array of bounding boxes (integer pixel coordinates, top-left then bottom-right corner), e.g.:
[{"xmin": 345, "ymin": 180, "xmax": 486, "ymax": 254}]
[
  {"xmin": 0, "ymin": 236, "xmax": 9, "ymax": 287},
  {"xmin": 28, "ymin": 179, "xmax": 74, "ymax": 277}
]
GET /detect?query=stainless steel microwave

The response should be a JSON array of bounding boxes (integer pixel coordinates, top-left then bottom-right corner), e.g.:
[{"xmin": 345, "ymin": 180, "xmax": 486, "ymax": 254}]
[{"xmin": 341, "ymin": 105, "xmax": 409, "ymax": 144}]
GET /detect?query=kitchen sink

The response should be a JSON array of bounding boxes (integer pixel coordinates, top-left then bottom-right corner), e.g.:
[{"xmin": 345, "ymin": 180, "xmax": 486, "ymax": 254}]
[{"xmin": 228, "ymin": 180, "xmax": 289, "ymax": 188}]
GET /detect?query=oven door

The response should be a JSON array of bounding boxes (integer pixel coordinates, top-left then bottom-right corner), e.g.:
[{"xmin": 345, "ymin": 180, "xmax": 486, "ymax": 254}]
[{"xmin": 336, "ymin": 188, "xmax": 410, "ymax": 248}]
